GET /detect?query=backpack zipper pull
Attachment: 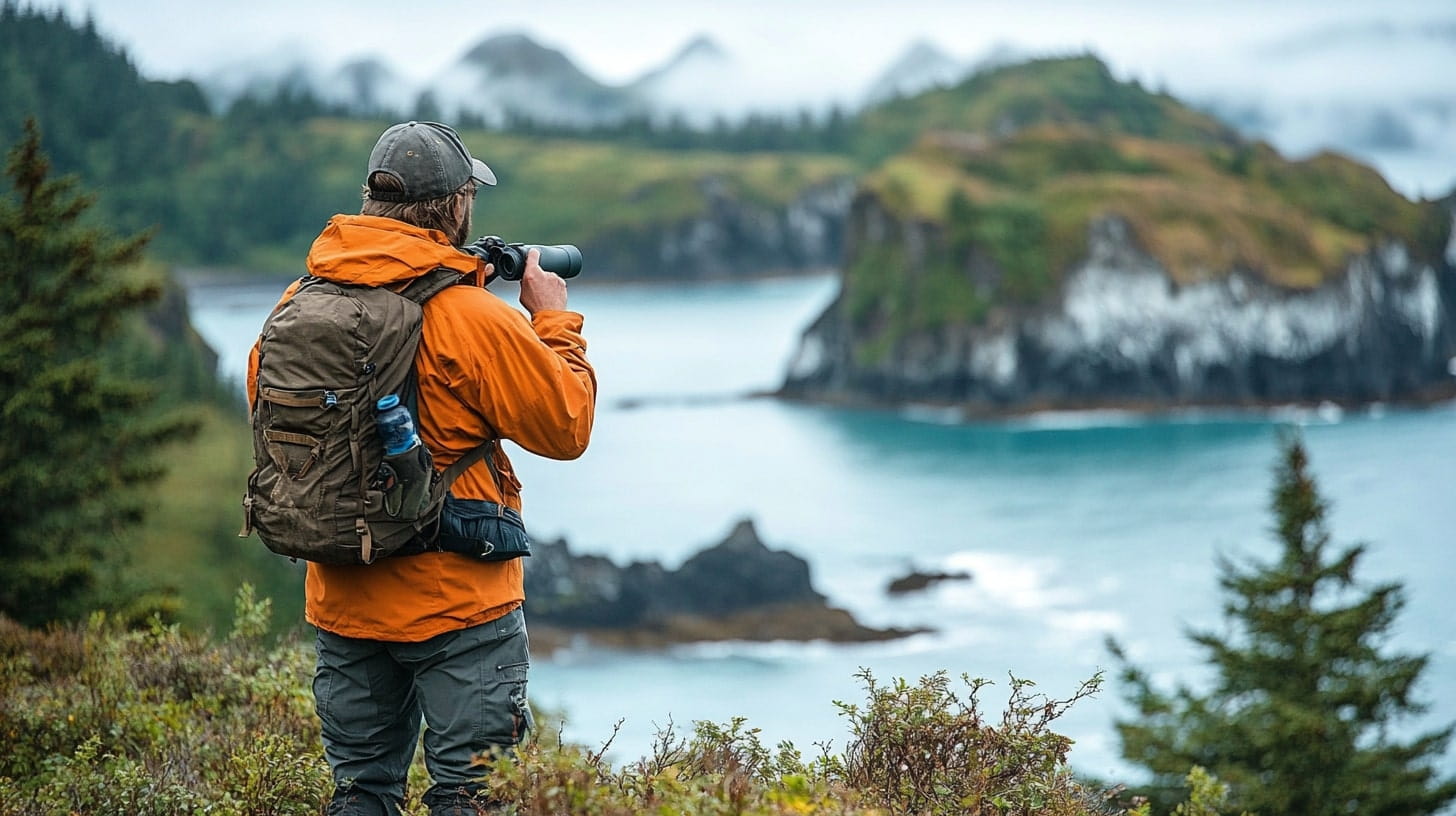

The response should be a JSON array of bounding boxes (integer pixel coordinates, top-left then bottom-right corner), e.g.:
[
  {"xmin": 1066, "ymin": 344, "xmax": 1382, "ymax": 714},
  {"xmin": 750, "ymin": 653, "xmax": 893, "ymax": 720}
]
[
  {"xmin": 238, "ymin": 495, "xmax": 254, "ymax": 538},
  {"xmin": 357, "ymin": 518, "xmax": 373, "ymax": 563}
]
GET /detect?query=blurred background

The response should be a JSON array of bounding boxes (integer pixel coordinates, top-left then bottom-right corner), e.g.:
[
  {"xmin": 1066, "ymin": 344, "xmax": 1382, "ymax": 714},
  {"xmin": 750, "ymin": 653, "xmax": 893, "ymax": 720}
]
[{"xmin": 4, "ymin": 0, "xmax": 1454, "ymax": 797}]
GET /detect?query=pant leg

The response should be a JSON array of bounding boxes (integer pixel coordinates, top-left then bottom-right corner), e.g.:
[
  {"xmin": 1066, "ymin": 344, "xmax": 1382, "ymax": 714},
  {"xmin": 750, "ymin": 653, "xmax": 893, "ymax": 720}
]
[
  {"xmin": 392, "ymin": 608, "xmax": 534, "ymax": 793},
  {"xmin": 314, "ymin": 627, "xmax": 421, "ymax": 804}
]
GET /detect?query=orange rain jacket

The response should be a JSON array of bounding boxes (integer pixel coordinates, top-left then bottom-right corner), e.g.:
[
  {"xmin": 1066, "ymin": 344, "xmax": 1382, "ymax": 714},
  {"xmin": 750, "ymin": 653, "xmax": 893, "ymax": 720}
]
[{"xmin": 246, "ymin": 214, "xmax": 596, "ymax": 642}]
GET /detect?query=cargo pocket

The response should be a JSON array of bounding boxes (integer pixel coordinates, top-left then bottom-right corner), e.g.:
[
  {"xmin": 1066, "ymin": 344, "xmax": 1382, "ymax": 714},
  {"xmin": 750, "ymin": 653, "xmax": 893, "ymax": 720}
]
[
  {"xmin": 472, "ymin": 609, "xmax": 532, "ymax": 750},
  {"xmin": 474, "ymin": 656, "xmax": 532, "ymax": 749},
  {"xmin": 312, "ymin": 668, "xmax": 333, "ymax": 724}
]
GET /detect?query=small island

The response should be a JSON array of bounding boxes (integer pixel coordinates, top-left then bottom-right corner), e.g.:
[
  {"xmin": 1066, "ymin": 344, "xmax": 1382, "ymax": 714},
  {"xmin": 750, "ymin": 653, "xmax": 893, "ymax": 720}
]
[
  {"xmin": 886, "ymin": 568, "xmax": 972, "ymax": 595},
  {"xmin": 778, "ymin": 57, "xmax": 1456, "ymax": 417},
  {"xmin": 523, "ymin": 519, "xmax": 926, "ymax": 654}
]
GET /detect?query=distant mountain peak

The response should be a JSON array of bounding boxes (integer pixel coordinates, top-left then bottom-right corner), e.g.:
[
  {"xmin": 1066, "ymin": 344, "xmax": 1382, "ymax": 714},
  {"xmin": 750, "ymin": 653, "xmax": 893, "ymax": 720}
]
[
  {"xmin": 462, "ymin": 31, "xmax": 538, "ymax": 57},
  {"xmin": 435, "ymin": 31, "xmax": 624, "ymax": 126},
  {"xmin": 633, "ymin": 33, "xmax": 733, "ymax": 88},
  {"xmin": 623, "ymin": 33, "xmax": 747, "ymax": 123},
  {"xmin": 459, "ymin": 32, "xmax": 586, "ymax": 78},
  {"xmin": 901, "ymin": 39, "xmax": 954, "ymax": 64},
  {"xmin": 865, "ymin": 39, "xmax": 964, "ymax": 103},
  {"xmin": 673, "ymin": 34, "xmax": 729, "ymax": 64}
]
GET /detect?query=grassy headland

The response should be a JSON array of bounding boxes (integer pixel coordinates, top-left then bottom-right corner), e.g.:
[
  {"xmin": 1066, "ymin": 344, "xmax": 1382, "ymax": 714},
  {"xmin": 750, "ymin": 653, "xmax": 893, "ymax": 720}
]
[{"xmin": 839, "ymin": 56, "xmax": 1450, "ymax": 349}]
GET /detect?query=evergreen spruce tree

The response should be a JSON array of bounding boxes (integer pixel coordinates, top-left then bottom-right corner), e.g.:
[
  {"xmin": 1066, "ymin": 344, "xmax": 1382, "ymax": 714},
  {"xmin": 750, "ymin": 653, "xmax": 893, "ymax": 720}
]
[
  {"xmin": 0, "ymin": 119, "xmax": 194, "ymax": 625},
  {"xmin": 1110, "ymin": 431, "xmax": 1456, "ymax": 816}
]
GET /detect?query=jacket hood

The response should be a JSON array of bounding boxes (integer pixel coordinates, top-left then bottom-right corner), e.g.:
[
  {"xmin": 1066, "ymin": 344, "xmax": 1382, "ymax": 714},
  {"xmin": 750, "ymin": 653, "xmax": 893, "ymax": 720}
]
[{"xmin": 305, "ymin": 214, "xmax": 484, "ymax": 286}]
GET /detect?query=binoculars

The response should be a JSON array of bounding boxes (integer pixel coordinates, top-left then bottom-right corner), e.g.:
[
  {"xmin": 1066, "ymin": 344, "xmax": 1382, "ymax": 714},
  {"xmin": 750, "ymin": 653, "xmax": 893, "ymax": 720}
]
[{"xmin": 464, "ymin": 236, "xmax": 583, "ymax": 281}]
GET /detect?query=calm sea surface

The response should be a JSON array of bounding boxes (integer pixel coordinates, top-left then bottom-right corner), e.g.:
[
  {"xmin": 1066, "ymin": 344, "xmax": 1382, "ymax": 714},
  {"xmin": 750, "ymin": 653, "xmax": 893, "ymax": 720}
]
[{"xmin": 189, "ymin": 273, "xmax": 1456, "ymax": 783}]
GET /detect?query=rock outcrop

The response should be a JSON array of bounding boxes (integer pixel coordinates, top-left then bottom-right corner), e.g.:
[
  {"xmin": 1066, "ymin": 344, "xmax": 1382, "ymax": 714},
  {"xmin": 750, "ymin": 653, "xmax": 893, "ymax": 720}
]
[
  {"xmin": 782, "ymin": 194, "xmax": 1456, "ymax": 413},
  {"xmin": 886, "ymin": 569, "xmax": 972, "ymax": 595},
  {"xmin": 584, "ymin": 177, "xmax": 854, "ymax": 281},
  {"xmin": 524, "ymin": 519, "xmax": 921, "ymax": 652}
]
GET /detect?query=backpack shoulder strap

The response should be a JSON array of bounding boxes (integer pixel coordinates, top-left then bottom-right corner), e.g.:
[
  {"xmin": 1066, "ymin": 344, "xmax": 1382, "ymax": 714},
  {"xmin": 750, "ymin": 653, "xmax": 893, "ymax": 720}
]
[
  {"xmin": 440, "ymin": 443, "xmax": 495, "ymax": 488},
  {"xmin": 396, "ymin": 266, "xmax": 466, "ymax": 427},
  {"xmin": 399, "ymin": 267, "xmax": 465, "ymax": 305},
  {"xmin": 397, "ymin": 266, "xmax": 501, "ymax": 496}
]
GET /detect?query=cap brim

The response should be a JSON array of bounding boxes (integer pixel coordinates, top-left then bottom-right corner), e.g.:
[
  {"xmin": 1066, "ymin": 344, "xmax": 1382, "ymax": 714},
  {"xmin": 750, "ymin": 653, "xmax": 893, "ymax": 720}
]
[{"xmin": 471, "ymin": 158, "xmax": 497, "ymax": 187}]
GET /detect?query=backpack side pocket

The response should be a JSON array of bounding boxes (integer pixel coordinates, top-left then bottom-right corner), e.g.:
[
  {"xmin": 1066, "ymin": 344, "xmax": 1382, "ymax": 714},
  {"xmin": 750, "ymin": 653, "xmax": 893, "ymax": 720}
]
[{"xmin": 377, "ymin": 442, "xmax": 435, "ymax": 520}]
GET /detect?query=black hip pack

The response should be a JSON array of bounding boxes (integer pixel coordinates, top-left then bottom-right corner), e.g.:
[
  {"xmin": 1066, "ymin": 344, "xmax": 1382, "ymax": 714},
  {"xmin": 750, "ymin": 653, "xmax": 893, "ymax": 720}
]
[{"xmin": 435, "ymin": 495, "xmax": 532, "ymax": 561}]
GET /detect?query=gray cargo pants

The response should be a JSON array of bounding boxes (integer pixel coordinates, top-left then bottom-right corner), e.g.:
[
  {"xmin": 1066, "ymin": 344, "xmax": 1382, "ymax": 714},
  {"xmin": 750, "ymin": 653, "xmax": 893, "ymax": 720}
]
[{"xmin": 313, "ymin": 607, "xmax": 534, "ymax": 805}]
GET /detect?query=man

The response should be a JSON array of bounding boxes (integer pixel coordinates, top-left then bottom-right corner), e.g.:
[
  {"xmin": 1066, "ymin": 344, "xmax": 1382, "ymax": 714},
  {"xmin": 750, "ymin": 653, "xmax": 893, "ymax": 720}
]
[{"xmin": 246, "ymin": 121, "xmax": 596, "ymax": 815}]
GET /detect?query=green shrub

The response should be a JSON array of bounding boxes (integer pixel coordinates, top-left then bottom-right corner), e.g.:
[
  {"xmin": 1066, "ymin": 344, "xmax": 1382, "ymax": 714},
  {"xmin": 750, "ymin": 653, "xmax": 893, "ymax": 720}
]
[
  {"xmin": 1121, "ymin": 767, "xmax": 1250, "ymax": 816},
  {"xmin": 0, "ymin": 587, "xmax": 329, "ymax": 815},
  {"xmin": 3, "ymin": 585, "xmax": 1250, "ymax": 815},
  {"xmin": 834, "ymin": 670, "xmax": 1109, "ymax": 816}
]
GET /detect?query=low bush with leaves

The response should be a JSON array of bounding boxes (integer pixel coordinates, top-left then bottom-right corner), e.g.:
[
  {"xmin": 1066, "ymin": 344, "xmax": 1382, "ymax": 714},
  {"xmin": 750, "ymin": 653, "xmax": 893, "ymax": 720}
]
[
  {"xmin": 833, "ymin": 670, "xmax": 1105, "ymax": 815},
  {"xmin": 0, "ymin": 586, "xmax": 329, "ymax": 816},
  {"xmin": 2, "ymin": 586, "xmax": 1241, "ymax": 815}
]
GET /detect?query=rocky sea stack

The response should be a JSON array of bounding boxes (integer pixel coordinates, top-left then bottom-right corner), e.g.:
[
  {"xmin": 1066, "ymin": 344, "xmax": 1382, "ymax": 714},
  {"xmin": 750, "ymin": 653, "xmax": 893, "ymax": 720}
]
[
  {"xmin": 523, "ymin": 519, "xmax": 922, "ymax": 653},
  {"xmin": 779, "ymin": 57, "xmax": 1456, "ymax": 414}
]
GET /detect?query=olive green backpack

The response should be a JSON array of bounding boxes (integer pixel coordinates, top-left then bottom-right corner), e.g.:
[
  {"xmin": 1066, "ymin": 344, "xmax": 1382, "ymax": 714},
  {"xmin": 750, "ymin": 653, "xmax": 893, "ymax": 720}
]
[{"xmin": 239, "ymin": 269, "xmax": 491, "ymax": 564}]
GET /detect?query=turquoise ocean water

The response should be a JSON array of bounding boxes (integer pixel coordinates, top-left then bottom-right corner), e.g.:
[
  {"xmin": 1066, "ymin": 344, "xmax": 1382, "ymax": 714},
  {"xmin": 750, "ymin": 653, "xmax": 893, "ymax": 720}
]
[{"xmin": 190, "ymin": 273, "xmax": 1456, "ymax": 783}]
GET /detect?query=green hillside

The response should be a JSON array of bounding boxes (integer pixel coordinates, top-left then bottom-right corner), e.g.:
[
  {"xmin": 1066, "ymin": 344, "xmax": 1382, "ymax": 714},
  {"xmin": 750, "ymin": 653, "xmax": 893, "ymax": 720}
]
[
  {"xmin": 0, "ymin": 3, "xmax": 209, "ymax": 244},
  {"xmin": 0, "ymin": 4, "xmax": 855, "ymax": 275},
  {"xmin": 141, "ymin": 113, "xmax": 855, "ymax": 272},
  {"xmin": 841, "ymin": 57, "xmax": 1450, "ymax": 338},
  {"xmin": 851, "ymin": 55, "xmax": 1238, "ymax": 164}
]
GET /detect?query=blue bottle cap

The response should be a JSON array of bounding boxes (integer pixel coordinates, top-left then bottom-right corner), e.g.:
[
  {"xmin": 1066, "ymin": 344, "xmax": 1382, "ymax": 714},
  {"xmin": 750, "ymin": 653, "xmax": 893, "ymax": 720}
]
[{"xmin": 377, "ymin": 394, "xmax": 400, "ymax": 411}]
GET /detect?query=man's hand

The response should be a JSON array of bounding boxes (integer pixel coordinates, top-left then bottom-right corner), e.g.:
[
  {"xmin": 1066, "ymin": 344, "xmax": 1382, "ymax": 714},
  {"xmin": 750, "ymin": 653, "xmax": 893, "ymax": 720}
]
[{"xmin": 518, "ymin": 247, "xmax": 568, "ymax": 314}]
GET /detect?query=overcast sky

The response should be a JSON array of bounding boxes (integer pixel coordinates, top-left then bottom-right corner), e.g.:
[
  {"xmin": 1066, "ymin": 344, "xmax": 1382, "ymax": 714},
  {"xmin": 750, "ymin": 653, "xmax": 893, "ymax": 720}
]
[
  {"xmin": 43, "ymin": 0, "xmax": 1453, "ymax": 94},
  {"xmin": 32, "ymin": 0, "xmax": 1456, "ymax": 196}
]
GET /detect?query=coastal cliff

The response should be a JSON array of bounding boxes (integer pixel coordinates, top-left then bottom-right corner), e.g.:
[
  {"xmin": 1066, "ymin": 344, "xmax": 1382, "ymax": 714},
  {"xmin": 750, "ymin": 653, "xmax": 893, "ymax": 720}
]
[
  {"xmin": 780, "ymin": 57, "xmax": 1456, "ymax": 413},
  {"xmin": 783, "ymin": 197, "xmax": 1456, "ymax": 412},
  {"xmin": 582, "ymin": 176, "xmax": 854, "ymax": 281}
]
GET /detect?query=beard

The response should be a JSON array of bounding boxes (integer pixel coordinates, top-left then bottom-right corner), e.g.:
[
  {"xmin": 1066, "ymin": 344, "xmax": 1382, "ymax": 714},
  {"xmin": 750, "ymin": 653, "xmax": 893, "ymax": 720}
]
[{"xmin": 452, "ymin": 203, "xmax": 472, "ymax": 247}]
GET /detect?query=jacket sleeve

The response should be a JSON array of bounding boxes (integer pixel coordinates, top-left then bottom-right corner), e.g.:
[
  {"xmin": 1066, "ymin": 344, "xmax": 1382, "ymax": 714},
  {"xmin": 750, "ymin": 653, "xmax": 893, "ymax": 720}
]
[{"xmin": 426, "ymin": 288, "xmax": 597, "ymax": 460}]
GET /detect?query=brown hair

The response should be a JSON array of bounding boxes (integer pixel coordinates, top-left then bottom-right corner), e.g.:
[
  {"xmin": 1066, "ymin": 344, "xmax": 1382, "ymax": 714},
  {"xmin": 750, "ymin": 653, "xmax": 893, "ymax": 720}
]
[{"xmin": 361, "ymin": 173, "xmax": 474, "ymax": 245}]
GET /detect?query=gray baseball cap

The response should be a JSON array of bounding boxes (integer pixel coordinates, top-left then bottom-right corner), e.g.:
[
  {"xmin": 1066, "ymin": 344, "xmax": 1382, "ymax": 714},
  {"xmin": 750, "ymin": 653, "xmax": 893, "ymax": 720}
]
[{"xmin": 366, "ymin": 121, "xmax": 497, "ymax": 202}]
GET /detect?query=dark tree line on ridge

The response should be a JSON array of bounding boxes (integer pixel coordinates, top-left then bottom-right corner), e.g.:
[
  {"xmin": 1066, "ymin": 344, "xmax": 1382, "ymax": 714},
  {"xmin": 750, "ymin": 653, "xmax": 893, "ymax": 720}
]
[{"xmin": 0, "ymin": 3, "xmax": 861, "ymax": 272}]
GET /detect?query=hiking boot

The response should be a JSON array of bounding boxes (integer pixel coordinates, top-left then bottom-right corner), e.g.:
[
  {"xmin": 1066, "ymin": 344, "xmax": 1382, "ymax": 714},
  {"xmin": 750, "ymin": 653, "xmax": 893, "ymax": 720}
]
[
  {"xmin": 325, "ymin": 786, "xmax": 401, "ymax": 816},
  {"xmin": 422, "ymin": 784, "xmax": 508, "ymax": 815}
]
